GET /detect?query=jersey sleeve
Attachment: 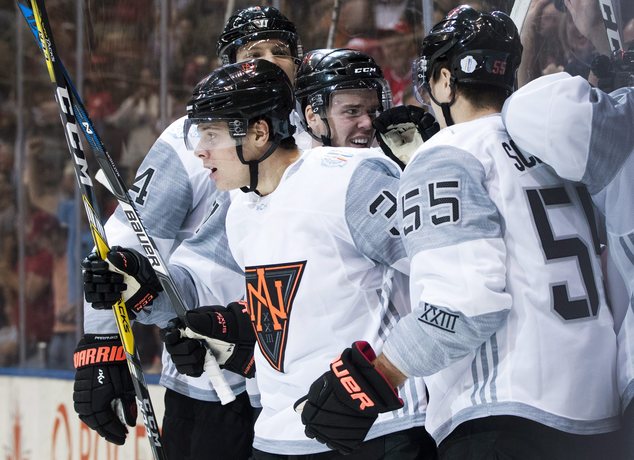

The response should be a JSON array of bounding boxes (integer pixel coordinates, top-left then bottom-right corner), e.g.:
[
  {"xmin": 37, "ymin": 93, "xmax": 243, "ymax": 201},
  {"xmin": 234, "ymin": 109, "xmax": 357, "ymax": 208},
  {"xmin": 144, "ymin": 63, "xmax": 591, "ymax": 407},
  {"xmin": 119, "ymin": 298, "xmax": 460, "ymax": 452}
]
[
  {"xmin": 84, "ymin": 119, "xmax": 213, "ymax": 333},
  {"xmin": 165, "ymin": 191, "xmax": 244, "ymax": 310},
  {"xmin": 382, "ymin": 147, "xmax": 512, "ymax": 377},
  {"xmin": 109, "ymin": 139, "xmax": 193, "ymax": 248},
  {"xmin": 502, "ymin": 72, "xmax": 634, "ymax": 194},
  {"xmin": 345, "ymin": 157, "xmax": 409, "ymax": 273}
]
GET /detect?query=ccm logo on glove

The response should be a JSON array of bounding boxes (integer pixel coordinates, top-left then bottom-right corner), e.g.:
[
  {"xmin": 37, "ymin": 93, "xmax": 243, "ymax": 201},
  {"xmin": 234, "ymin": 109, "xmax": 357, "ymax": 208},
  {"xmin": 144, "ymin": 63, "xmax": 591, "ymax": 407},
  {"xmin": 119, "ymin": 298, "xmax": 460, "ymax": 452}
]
[{"xmin": 332, "ymin": 358, "xmax": 375, "ymax": 410}]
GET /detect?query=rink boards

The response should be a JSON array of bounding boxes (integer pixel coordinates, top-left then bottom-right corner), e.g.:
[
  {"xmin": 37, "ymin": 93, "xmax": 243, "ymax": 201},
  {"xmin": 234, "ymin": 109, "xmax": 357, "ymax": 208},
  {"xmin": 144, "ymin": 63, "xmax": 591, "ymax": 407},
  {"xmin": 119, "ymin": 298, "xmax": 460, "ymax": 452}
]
[{"xmin": 0, "ymin": 369, "xmax": 164, "ymax": 459}]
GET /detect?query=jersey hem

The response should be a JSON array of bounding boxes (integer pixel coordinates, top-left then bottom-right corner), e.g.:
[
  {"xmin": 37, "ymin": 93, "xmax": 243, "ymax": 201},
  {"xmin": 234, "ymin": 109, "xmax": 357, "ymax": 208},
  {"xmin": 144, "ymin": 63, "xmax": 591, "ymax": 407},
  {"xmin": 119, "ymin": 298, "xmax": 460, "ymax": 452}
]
[
  {"xmin": 159, "ymin": 375, "xmax": 246, "ymax": 401},
  {"xmin": 253, "ymin": 413, "xmax": 425, "ymax": 455},
  {"xmin": 430, "ymin": 402, "xmax": 621, "ymax": 444}
]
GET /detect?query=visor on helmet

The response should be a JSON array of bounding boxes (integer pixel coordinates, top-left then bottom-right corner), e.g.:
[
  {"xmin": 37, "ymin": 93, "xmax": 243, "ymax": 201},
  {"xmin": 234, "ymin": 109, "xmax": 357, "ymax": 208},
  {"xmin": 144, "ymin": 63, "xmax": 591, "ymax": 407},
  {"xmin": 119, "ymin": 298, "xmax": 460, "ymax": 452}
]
[
  {"xmin": 183, "ymin": 117, "xmax": 248, "ymax": 151},
  {"xmin": 220, "ymin": 30, "xmax": 302, "ymax": 65},
  {"xmin": 326, "ymin": 87, "xmax": 383, "ymax": 122}
]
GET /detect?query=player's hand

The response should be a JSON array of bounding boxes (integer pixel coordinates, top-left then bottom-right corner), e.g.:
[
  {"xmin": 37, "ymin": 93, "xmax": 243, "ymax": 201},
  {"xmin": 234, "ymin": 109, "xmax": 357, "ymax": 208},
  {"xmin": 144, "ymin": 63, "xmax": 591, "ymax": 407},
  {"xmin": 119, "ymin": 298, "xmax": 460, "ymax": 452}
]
[
  {"xmin": 294, "ymin": 341, "xmax": 403, "ymax": 454},
  {"xmin": 73, "ymin": 334, "xmax": 137, "ymax": 445},
  {"xmin": 82, "ymin": 246, "xmax": 163, "ymax": 317},
  {"xmin": 373, "ymin": 105, "xmax": 439, "ymax": 169},
  {"xmin": 162, "ymin": 302, "xmax": 256, "ymax": 378}
]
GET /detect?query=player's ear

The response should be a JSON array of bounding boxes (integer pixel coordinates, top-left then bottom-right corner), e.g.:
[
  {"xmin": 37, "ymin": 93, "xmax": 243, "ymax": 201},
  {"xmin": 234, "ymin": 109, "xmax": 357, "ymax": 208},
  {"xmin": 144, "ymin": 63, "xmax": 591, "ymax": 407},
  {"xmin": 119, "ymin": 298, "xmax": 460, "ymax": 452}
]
[
  {"xmin": 437, "ymin": 68, "xmax": 453, "ymax": 101},
  {"xmin": 252, "ymin": 119, "xmax": 271, "ymax": 146},
  {"xmin": 305, "ymin": 105, "xmax": 321, "ymax": 133}
]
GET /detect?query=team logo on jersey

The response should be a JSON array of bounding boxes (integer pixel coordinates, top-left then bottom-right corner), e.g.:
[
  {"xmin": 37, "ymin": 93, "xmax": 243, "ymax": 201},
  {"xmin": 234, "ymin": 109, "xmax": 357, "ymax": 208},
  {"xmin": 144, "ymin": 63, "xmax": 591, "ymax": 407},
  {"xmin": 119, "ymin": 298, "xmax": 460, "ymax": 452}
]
[
  {"xmin": 245, "ymin": 261, "xmax": 307, "ymax": 372},
  {"xmin": 321, "ymin": 151, "xmax": 353, "ymax": 168}
]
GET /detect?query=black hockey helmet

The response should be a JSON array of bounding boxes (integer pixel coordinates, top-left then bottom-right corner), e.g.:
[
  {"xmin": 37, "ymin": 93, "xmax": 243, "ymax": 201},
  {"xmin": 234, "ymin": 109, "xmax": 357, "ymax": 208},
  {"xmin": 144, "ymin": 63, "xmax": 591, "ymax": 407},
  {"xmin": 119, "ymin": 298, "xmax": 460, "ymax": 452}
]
[
  {"xmin": 185, "ymin": 59, "xmax": 295, "ymax": 192},
  {"xmin": 413, "ymin": 5, "xmax": 522, "ymax": 100},
  {"xmin": 295, "ymin": 48, "xmax": 392, "ymax": 145},
  {"xmin": 217, "ymin": 6, "xmax": 303, "ymax": 65}
]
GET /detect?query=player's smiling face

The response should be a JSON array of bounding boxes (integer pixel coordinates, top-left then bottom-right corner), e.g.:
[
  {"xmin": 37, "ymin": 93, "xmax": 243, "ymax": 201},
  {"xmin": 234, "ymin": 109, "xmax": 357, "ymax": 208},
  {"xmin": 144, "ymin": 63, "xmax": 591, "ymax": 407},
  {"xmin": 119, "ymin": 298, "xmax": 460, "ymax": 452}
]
[
  {"xmin": 313, "ymin": 89, "xmax": 380, "ymax": 148},
  {"xmin": 194, "ymin": 121, "xmax": 250, "ymax": 190}
]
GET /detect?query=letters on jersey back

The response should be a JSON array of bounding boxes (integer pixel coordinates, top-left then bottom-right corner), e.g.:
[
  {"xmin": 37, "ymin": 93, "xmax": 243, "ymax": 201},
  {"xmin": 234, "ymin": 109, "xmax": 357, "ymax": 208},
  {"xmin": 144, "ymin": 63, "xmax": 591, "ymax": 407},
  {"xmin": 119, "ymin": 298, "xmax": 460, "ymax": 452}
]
[{"xmin": 245, "ymin": 261, "xmax": 307, "ymax": 372}]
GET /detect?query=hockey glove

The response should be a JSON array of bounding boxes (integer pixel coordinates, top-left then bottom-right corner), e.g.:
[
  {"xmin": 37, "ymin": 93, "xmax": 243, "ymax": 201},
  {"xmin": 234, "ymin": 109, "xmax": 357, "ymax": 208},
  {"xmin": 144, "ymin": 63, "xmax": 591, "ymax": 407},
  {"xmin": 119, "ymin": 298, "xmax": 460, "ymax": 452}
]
[
  {"xmin": 591, "ymin": 45, "xmax": 634, "ymax": 92},
  {"xmin": 373, "ymin": 105, "xmax": 439, "ymax": 169},
  {"xmin": 73, "ymin": 334, "xmax": 137, "ymax": 445},
  {"xmin": 294, "ymin": 341, "xmax": 403, "ymax": 454},
  {"xmin": 162, "ymin": 302, "xmax": 256, "ymax": 378},
  {"xmin": 83, "ymin": 246, "xmax": 163, "ymax": 317}
]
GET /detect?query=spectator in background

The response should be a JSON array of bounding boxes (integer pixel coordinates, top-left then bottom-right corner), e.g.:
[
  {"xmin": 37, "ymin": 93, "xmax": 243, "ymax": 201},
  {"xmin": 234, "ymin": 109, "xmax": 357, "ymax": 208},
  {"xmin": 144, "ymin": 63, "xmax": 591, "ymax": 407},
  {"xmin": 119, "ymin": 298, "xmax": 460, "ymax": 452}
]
[
  {"xmin": 107, "ymin": 67, "xmax": 175, "ymax": 177},
  {"xmin": 46, "ymin": 215, "xmax": 74, "ymax": 370},
  {"xmin": 559, "ymin": 9, "xmax": 597, "ymax": 78},
  {"xmin": 517, "ymin": 0, "xmax": 565, "ymax": 86},
  {"xmin": 23, "ymin": 135, "xmax": 66, "ymax": 214},
  {"xmin": 0, "ymin": 141, "xmax": 13, "ymax": 184},
  {"xmin": 378, "ymin": 21, "xmax": 417, "ymax": 105},
  {"xmin": 0, "ymin": 209, "xmax": 58, "ymax": 367},
  {"xmin": 0, "ymin": 174, "xmax": 16, "ymax": 366}
]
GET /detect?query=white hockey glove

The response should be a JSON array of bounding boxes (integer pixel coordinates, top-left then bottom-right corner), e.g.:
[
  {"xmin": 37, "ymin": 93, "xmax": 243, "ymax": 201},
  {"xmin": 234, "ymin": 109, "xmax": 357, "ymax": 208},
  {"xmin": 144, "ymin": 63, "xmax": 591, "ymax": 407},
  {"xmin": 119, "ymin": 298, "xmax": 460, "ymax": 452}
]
[{"xmin": 373, "ymin": 105, "xmax": 439, "ymax": 169}]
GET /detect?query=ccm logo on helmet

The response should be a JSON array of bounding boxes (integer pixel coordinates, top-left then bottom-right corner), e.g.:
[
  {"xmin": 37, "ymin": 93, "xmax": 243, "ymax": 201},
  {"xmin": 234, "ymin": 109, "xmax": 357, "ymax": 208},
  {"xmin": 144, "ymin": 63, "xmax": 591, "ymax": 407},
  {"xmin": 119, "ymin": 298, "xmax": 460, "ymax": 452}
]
[
  {"xmin": 354, "ymin": 67, "xmax": 377, "ymax": 74},
  {"xmin": 332, "ymin": 358, "xmax": 375, "ymax": 410}
]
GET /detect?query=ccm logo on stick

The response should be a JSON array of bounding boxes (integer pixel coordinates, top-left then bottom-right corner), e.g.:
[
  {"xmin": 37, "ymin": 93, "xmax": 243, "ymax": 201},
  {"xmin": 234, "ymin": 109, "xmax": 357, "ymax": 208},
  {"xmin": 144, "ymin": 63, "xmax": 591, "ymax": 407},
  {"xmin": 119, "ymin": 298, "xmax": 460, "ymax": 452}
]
[{"xmin": 332, "ymin": 359, "xmax": 375, "ymax": 410}]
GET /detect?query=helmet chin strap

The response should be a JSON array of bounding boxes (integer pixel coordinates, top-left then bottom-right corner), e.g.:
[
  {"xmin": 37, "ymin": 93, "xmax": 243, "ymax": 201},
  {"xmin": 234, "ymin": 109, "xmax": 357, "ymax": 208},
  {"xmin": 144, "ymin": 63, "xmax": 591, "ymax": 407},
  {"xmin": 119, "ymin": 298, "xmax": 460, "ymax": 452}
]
[
  {"xmin": 306, "ymin": 117, "xmax": 333, "ymax": 146},
  {"xmin": 428, "ymin": 76, "xmax": 457, "ymax": 127},
  {"xmin": 235, "ymin": 135, "xmax": 282, "ymax": 194}
]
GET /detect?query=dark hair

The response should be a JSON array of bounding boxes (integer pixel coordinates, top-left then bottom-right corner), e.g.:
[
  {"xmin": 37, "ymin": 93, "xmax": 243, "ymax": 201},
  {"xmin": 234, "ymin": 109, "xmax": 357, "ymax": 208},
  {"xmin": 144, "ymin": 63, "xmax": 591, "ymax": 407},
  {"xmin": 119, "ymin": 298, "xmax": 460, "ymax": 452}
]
[{"xmin": 432, "ymin": 62, "xmax": 509, "ymax": 110}]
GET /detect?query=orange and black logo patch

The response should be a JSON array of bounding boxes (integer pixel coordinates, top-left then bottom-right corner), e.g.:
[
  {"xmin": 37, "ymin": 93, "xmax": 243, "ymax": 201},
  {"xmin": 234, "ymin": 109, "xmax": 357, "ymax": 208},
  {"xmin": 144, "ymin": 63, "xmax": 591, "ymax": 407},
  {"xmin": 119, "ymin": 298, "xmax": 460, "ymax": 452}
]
[{"xmin": 245, "ymin": 261, "xmax": 306, "ymax": 373}]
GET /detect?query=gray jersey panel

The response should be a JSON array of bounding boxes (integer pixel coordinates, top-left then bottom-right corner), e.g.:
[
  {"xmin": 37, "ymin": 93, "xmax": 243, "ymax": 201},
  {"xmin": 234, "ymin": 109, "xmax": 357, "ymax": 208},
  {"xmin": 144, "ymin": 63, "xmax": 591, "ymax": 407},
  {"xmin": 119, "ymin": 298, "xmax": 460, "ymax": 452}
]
[
  {"xmin": 111, "ymin": 138, "xmax": 193, "ymax": 239},
  {"xmin": 136, "ymin": 265, "xmax": 199, "ymax": 327},
  {"xmin": 584, "ymin": 87, "xmax": 634, "ymax": 195},
  {"xmin": 175, "ymin": 190, "xmax": 243, "ymax": 276},
  {"xmin": 399, "ymin": 147, "xmax": 502, "ymax": 257},
  {"xmin": 383, "ymin": 300, "xmax": 509, "ymax": 377},
  {"xmin": 345, "ymin": 158, "xmax": 406, "ymax": 267}
]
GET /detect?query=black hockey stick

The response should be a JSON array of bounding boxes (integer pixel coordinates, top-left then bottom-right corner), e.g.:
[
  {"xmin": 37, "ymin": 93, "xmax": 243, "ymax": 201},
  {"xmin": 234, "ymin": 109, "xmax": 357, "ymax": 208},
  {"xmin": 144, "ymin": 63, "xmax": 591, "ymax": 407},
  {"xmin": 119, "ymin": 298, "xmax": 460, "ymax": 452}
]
[
  {"xmin": 596, "ymin": 0, "xmax": 623, "ymax": 52},
  {"xmin": 19, "ymin": 0, "xmax": 235, "ymax": 451},
  {"xmin": 18, "ymin": 0, "xmax": 234, "ymax": 408},
  {"xmin": 17, "ymin": 1, "xmax": 166, "ymax": 458},
  {"xmin": 326, "ymin": 0, "xmax": 342, "ymax": 48}
]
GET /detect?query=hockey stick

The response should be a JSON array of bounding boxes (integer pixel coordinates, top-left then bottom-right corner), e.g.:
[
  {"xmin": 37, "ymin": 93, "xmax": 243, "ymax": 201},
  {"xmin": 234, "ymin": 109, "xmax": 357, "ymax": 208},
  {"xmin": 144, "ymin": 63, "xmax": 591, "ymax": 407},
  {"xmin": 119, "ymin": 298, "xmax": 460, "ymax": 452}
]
[
  {"xmin": 510, "ymin": 0, "xmax": 532, "ymax": 33},
  {"xmin": 326, "ymin": 0, "xmax": 342, "ymax": 48},
  {"xmin": 596, "ymin": 0, "xmax": 623, "ymax": 52},
  {"xmin": 17, "ymin": 2, "xmax": 166, "ymax": 458},
  {"xmin": 19, "ymin": 0, "xmax": 234, "ymax": 408}
]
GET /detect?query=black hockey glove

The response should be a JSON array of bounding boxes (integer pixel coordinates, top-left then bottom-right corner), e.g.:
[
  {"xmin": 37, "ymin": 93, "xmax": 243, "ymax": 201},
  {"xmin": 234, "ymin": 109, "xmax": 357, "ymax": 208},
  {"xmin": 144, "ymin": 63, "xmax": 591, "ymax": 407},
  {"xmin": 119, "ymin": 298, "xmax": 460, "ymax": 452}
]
[
  {"xmin": 83, "ymin": 246, "xmax": 163, "ymax": 317},
  {"xmin": 373, "ymin": 105, "xmax": 439, "ymax": 169},
  {"xmin": 162, "ymin": 301, "xmax": 256, "ymax": 378},
  {"xmin": 73, "ymin": 334, "xmax": 137, "ymax": 445},
  {"xmin": 591, "ymin": 45, "xmax": 634, "ymax": 92},
  {"xmin": 294, "ymin": 341, "xmax": 403, "ymax": 454}
]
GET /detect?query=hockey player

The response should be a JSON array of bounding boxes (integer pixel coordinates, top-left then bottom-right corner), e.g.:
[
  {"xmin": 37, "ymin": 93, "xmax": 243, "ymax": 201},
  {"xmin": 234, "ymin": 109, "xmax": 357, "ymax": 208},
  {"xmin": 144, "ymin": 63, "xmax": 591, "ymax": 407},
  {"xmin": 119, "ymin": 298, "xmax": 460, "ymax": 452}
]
[
  {"xmin": 294, "ymin": 48, "xmax": 391, "ymax": 149},
  {"xmin": 88, "ymin": 58, "xmax": 435, "ymax": 458},
  {"xmin": 502, "ymin": 71, "xmax": 634, "ymax": 459},
  {"xmin": 296, "ymin": 6, "xmax": 622, "ymax": 459},
  {"xmin": 294, "ymin": 47, "xmax": 439, "ymax": 167},
  {"xmin": 77, "ymin": 6, "xmax": 303, "ymax": 459}
]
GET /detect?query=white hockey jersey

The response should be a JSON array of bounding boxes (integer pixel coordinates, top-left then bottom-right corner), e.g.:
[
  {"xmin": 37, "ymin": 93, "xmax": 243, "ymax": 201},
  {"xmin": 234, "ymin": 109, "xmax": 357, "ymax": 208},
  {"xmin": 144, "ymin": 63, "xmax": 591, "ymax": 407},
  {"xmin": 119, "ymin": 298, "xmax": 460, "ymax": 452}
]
[
  {"xmin": 166, "ymin": 146, "xmax": 427, "ymax": 455},
  {"xmin": 83, "ymin": 116, "xmax": 247, "ymax": 401},
  {"xmin": 383, "ymin": 113, "xmax": 621, "ymax": 443},
  {"xmin": 503, "ymin": 72, "xmax": 634, "ymax": 411}
]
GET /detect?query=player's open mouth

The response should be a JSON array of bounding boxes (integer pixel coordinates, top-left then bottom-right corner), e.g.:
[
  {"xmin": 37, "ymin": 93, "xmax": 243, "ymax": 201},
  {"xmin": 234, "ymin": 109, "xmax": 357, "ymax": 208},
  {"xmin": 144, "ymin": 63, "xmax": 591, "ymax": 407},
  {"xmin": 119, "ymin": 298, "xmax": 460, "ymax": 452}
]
[{"xmin": 350, "ymin": 137, "xmax": 369, "ymax": 146}]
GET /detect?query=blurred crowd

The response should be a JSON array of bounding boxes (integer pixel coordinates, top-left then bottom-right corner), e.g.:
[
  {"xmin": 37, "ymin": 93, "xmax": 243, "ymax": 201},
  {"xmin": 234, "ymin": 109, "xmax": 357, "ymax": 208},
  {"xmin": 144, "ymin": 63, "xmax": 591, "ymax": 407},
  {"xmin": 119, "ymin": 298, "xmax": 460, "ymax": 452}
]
[{"xmin": 0, "ymin": 0, "xmax": 631, "ymax": 372}]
